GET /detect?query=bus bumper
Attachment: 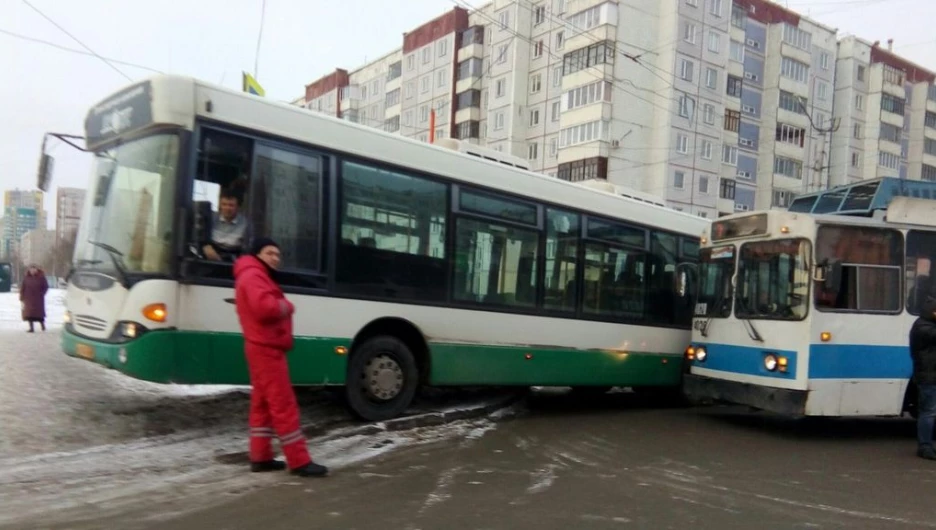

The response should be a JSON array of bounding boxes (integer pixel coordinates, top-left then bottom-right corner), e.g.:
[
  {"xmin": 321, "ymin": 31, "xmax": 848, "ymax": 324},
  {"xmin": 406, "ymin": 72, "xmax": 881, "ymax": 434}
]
[
  {"xmin": 683, "ymin": 374, "xmax": 807, "ymax": 416},
  {"xmin": 61, "ymin": 327, "xmax": 178, "ymax": 383}
]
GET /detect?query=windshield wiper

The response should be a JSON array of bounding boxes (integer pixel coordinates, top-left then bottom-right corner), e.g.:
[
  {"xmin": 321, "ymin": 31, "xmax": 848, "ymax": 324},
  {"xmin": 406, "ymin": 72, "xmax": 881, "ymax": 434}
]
[
  {"xmin": 88, "ymin": 241, "xmax": 128, "ymax": 285},
  {"xmin": 734, "ymin": 295, "xmax": 765, "ymax": 342}
]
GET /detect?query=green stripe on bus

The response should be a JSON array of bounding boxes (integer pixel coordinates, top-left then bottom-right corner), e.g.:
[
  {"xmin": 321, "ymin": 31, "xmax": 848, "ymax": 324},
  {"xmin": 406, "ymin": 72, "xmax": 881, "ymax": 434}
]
[{"xmin": 62, "ymin": 329, "xmax": 684, "ymax": 387}]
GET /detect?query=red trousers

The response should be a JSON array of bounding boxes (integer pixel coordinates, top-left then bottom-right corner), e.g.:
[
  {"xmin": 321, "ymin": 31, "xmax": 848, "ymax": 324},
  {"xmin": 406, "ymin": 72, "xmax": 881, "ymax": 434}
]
[{"xmin": 245, "ymin": 342, "xmax": 312, "ymax": 469}]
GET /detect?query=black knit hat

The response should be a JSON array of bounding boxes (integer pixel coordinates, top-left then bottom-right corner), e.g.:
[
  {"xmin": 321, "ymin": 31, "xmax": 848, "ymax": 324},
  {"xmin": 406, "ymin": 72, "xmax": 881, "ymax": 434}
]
[{"xmin": 250, "ymin": 237, "xmax": 279, "ymax": 257}]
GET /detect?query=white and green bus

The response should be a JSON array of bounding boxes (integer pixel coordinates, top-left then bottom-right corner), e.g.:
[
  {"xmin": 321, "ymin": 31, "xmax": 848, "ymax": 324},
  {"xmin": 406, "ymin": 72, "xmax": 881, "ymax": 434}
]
[{"xmin": 48, "ymin": 75, "xmax": 708, "ymax": 420}]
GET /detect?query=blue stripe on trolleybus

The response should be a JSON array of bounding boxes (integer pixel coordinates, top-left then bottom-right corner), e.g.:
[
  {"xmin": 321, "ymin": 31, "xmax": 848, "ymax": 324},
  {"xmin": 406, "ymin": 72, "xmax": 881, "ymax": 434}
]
[
  {"xmin": 692, "ymin": 343, "xmax": 797, "ymax": 379},
  {"xmin": 807, "ymin": 344, "xmax": 911, "ymax": 379}
]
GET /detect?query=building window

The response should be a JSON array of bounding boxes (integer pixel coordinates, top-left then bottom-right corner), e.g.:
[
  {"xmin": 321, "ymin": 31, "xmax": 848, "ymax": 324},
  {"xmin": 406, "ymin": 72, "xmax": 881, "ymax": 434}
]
[
  {"xmin": 883, "ymin": 64, "xmax": 906, "ymax": 86},
  {"xmin": 820, "ymin": 52, "xmax": 830, "ymax": 70},
  {"xmin": 879, "ymin": 151, "xmax": 900, "ymax": 170},
  {"xmin": 719, "ymin": 178, "xmax": 736, "ymax": 200},
  {"xmin": 674, "ymin": 171, "xmax": 685, "ymax": 189},
  {"xmin": 925, "ymin": 138, "xmax": 936, "ymax": 157},
  {"xmin": 498, "ymin": 10, "xmax": 510, "ymax": 29},
  {"xmin": 923, "ymin": 164, "xmax": 936, "ymax": 182},
  {"xmin": 559, "ymin": 120, "xmax": 607, "ymax": 147},
  {"xmin": 925, "ymin": 111, "xmax": 936, "ymax": 129},
  {"xmin": 881, "ymin": 123, "xmax": 902, "ymax": 144},
  {"xmin": 385, "ymin": 89, "xmax": 401, "ymax": 107},
  {"xmin": 564, "ymin": 80, "xmax": 611, "ymax": 111},
  {"xmin": 881, "ymin": 94, "xmax": 906, "ymax": 116},
  {"xmin": 529, "ymin": 109, "xmax": 541, "ymax": 126},
  {"xmin": 857, "ymin": 65, "xmax": 866, "ymax": 82},
  {"xmin": 421, "ymin": 76, "xmax": 430, "ymax": 93},
  {"xmin": 705, "ymin": 67, "xmax": 718, "ymax": 90},
  {"xmin": 534, "ymin": 4, "xmax": 546, "ymax": 25},
  {"xmin": 492, "ymin": 111, "xmax": 506, "ymax": 130},
  {"xmin": 567, "ymin": 4, "xmax": 605, "ymax": 32},
  {"xmin": 781, "ymin": 24, "xmax": 812, "ymax": 51},
  {"xmin": 710, "ymin": 0, "xmax": 723, "ymax": 16},
  {"xmin": 553, "ymin": 66, "xmax": 562, "ymax": 87},
  {"xmin": 422, "ymin": 47, "xmax": 431, "ymax": 64},
  {"xmin": 730, "ymin": 40, "xmax": 744, "ymax": 62},
  {"xmin": 779, "ymin": 90, "xmax": 806, "ymax": 114},
  {"xmin": 530, "ymin": 73, "xmax": 542, "ymax": 93},
  {"xmin": 557, "ymin": 157, "xmax": 608, "ymax": 182},
  {"xmin": 437, "ymin": 70, "xmax": 447, "ymax": 88},
  {"xmin": 455, "ymin": 121, "xmax": 480, "ymax": 139},
  {"xmin": 533, "ymin": 40, "xmax": 545, "ymax": 58},
  {"xmin": 708, "ymin": 32, "xmax": 721, "ymax": 53},
  {"xmin": 776, "ymin": 123, "xmax": 806, "ymax": 147},
  {"xmin": 419, "ymin": 105, "xmax": 429, "ymax": 123},
  {"xmin": 676, "ymin": 133, "xmax": 689, "ymax": 154},
  {"xmin": 684, "ymin": 22, "xmax": 697, "ymax": 44},
  {"xmin": 457, "ymin": 58, "xmax": 483, "ymax": 80},
  {"xmin": 556, "ymin": 31, "xmax": 565, "ymax": 50},
  {"xmin": 562, "ymin": 41, "xmax": 614, "ymax": 76},
  {"xmin": 853, "ymin": 123, "xmax": 862, "ymax": 139},
  {"xmin": 550, "ymin": 138, "xmax": 558, "ymax": 156},
  {"xmin": 727, "ymin": 75, "xmax": 742, "ymax": 97},
  {"xmin": 460, "ymin": 26, "xmax": 484, "ymax": 47},
  {"xmin": 455, "ymin": 89, "xmax": 481, "ymax": 111},
  {"xmin": 816, "ymin": 81, "xmax": 828, "ymax": 101},
  {"xmin": 528, "ymin": 142, "xmax": 539, "ymax": 160},
  {"xmin": 724, "ymin": 109, "xmax": 740, "ymax": 132},
  {"xmin": 771, "ymin": 190, "xmax": 795, "ymax": 208},
  {"xmin": 495, "ymin": 78, "xmax": 506, "ymax": 98},
  {"xmin": 701, "ymin": 140, "xmax": 713, "ymax": 160},
  {"xmin": 774, "ymin": 155, "xmax": 803, "ymax": 179},
  {"xmin": 699, "ymin": 175, "xmax": 710, "ymax": 194},
  {"xmin": 407, "ymin": 54, "xmax": 415, "ymax": 71},
  {"xmin": 551, "ymin": 101, "xmax": 561, "ymax": 121},
  {"xmin": 851, "ymin": 151, "xmax": 860, "ymax": 168},
  {"xmin": 703, "ymin": 104, "xmax": 715, "ymax": 125},
  {"xmin": 855, "ymin": 94, "xmax": 864, "ymax": 110},
  {"xmin": 496, "ymin": 44, "xmax": 509, "ymax": 64},
  {"xmin": 438, "ymin": 40, "xmax": 448, "ymax": 57},
  {"xmin": 780, "ymin": 57, "xmax": 809, "ymax": 83},
  {"xmin": 680, "ymin": 59, "xmax": 694, "ymax": 82},
  {"xmin": 678, "ymin": 94, "xmax": 694, "ymax": 118}
]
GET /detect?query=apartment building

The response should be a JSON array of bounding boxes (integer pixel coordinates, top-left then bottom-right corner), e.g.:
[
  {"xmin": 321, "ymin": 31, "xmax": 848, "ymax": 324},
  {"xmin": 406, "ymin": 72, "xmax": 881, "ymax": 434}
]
[
  {"xmin": 295, "ymin": 0, "xmax": 934, "ymax": 216},
  {"xmin": 830, "ymin": 36, "xmax": 936, "ymax": 188},
  {"xmin": 55, "ymin": 187, "xmax": 85, "ymax": 243}
]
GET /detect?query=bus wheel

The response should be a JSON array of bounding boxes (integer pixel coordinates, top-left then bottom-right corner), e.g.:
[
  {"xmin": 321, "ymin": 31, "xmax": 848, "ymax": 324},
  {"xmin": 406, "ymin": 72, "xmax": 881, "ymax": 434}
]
[{"xmin": 346, "ymin": 336, "xmax": 419, "ymax": 422}]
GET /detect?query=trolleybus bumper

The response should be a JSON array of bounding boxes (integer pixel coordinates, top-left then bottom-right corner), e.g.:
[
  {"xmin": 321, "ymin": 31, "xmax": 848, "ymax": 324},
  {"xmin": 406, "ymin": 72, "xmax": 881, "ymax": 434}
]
[{"xmin": 683, "ymin": 374, "xmax": 807, "ymax": 416}]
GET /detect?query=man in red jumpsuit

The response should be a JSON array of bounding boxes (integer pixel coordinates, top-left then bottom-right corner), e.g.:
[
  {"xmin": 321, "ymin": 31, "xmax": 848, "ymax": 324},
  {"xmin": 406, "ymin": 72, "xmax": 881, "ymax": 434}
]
[{"xmin": 234, "ymin": 237, "xmax": 328, "ymax": 477}]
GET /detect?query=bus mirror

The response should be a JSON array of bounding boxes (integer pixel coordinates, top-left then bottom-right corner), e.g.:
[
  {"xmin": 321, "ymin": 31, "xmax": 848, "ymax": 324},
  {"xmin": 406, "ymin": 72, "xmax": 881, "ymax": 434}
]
[
  {"xmin": 37, "ymin": 153, "xmax": 55, "ymax": 192},
  {"xmin": 675, "ymin": 263, "xmax": 698, "ymax": 299}
]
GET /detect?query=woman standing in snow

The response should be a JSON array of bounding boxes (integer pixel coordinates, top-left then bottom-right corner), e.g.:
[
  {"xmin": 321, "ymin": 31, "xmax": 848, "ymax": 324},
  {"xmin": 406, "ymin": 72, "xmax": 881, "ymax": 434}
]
[{"xmin": 20, "ymin": 264, "xmax": 48, "ymax": 332}]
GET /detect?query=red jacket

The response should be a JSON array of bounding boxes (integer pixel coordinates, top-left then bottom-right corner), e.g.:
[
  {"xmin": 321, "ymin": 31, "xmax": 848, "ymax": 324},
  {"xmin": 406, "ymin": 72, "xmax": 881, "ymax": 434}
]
[{"xmin": 234, "ymin": 256, "xmax": 294, "ymax": 351}]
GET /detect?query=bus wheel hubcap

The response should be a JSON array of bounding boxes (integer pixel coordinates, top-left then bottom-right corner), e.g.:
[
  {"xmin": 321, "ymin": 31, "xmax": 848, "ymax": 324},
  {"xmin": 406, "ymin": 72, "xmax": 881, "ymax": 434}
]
[{"xmin": 364, "ymin": 354, "xmax": 404, "ymax": 401}]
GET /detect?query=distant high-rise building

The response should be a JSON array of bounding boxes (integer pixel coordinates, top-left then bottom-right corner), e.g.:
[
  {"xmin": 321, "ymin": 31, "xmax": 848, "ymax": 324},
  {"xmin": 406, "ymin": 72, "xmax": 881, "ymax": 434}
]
[
  {"xmin": 2, "ymin": 190, "xmax": 46, "ymax": 260},
  {"xmin": 20, "ymin": 229, "xmax": 56, "ymax": 269},
  {"xmin": 55, "ymin": 187, "xmax": 86, "ymax": 243}
]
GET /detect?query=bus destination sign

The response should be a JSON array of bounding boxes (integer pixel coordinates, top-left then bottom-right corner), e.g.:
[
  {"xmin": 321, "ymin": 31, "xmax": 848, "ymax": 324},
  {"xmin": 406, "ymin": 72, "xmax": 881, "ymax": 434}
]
[
  {"xmin": 84, "ymin": 81, "xmax": 153, "ymax": 146},
  {"xmin": 711, "ymin": 213, "xmax": 768, "ymax": 241}
]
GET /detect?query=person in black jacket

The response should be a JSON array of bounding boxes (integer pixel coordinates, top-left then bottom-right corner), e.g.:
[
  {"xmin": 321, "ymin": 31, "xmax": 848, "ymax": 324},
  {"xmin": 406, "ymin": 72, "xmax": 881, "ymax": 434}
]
[{"xmin": 911, "ymin": 296, "xmax": 936, "ymax": 460}]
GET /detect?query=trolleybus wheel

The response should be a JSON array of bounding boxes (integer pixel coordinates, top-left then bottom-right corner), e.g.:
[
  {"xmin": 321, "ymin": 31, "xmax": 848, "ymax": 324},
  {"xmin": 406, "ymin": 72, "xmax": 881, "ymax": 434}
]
[{"xmin": 346, "ymin": 335, "xmax": 419, "ymax": 422}]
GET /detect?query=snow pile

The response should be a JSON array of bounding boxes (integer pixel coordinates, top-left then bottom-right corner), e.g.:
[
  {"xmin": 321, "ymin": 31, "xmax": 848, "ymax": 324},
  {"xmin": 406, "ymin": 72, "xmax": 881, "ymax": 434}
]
[{"xmin": 0, "ymin": 289, "xmax": 66, "ymax": 330}]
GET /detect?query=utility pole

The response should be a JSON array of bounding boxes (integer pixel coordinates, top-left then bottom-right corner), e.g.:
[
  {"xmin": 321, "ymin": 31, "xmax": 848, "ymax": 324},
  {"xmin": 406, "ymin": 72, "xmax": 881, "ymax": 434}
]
[{"xmin": 797, "ymin": 97, "xmax": 840, "ymax": 192}]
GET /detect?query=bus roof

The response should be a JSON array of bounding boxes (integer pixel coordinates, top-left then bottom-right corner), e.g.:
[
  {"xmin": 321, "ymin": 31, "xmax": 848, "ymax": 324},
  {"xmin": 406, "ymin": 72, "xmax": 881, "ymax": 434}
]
[{"xmin": 87, "ymin": 74, "xmax": 710, "ymax": 237}]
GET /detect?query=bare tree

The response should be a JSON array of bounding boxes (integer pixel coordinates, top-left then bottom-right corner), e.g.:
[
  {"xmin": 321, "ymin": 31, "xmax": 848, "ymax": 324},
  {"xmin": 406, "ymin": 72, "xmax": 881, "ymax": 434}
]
[{"xmin": 43, "ymin": 229, "xmax": 78, "ymax": 279}]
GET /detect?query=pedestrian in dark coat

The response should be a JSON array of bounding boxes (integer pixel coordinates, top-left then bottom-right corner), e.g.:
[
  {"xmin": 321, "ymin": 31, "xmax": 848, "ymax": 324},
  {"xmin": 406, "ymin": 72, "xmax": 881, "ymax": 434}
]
[
  {"xmin": 20, "ymin": 264, "xmax": 48, "ymax": 333},
  {"xmin": 910, "ymin": 296, "xmax": 936, "ymax": 460},
  {"xmin": 233, "ymin": 237, "xmax": 328, "ymax": 478}
]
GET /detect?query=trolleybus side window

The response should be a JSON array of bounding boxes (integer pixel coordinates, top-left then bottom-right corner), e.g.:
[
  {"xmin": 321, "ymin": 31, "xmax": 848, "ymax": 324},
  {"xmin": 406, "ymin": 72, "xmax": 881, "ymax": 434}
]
[
  {"xmin": 906, "ymin": 230, "xmax": 936, "ymax": 315},
  {"xmin": 336, "ymin": 160, "xmax": 448, "ymax": 301},
  {"xmin": 735, "ymin": 239, "xmax": 810, "ymax": 320},
  {"xmin": 544, "ymin": 209, "xmax": 580, "ymax": 312},
  {"xmin": 250, "ymin": 143, "xmax": 324, "ymax": 283},
  {"xmin": 453, "ymin": 189, "xmax": 539, "ymax": 308},
  {"xmin": 582, "ymin": 217, "xmax": 647, "ymax": 320},
  {"xmin": 815, "ymin": 226, "xmax": 902, "ymax": 313}
]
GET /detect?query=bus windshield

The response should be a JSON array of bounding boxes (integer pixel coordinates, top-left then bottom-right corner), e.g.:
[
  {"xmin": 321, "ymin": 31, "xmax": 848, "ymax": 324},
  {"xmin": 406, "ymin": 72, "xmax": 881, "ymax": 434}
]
[
  {"xmin": 735, "ymin": 239, "xmax": 810, "ymax": 320},
  {"xmin": 72, "ymin": 133, "xmax": 180, "ymax": 277},
  {"xmin": 696, "ymin": 245, "xmax": 735, "ymax": 318}
]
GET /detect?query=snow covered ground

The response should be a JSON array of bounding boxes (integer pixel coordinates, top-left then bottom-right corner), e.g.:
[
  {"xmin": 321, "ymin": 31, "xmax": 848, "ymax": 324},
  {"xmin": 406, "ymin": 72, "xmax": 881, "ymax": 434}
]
[{"xmin": 0, "ymin": 288, "xmax": 66, "ymax": 331}]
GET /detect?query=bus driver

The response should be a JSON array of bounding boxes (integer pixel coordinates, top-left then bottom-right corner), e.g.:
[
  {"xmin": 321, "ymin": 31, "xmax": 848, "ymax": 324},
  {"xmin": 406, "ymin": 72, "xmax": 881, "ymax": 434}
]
[{"xmin": 204, "ymin": 189, "xmax": 251, "ymax": 261}]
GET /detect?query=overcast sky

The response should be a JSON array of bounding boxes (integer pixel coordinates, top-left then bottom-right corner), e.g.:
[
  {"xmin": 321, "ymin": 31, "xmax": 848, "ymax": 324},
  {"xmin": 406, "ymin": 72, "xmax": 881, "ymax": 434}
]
[{"xmin": 1, "ymin": 0, "xmax": 933, "ymax": 228}]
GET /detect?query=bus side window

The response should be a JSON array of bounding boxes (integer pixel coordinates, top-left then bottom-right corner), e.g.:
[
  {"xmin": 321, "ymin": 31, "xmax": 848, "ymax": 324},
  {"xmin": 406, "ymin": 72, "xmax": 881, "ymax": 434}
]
[{"xmin": 187, "ymin": 127, "xmax": 255, "ymax": 280}]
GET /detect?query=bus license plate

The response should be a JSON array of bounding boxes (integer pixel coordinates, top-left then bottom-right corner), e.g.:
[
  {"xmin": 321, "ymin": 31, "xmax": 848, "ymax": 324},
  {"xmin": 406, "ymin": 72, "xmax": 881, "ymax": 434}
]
[{"xmin": 76, "ymin": 343, "xmax": 95, "ymax": 360}]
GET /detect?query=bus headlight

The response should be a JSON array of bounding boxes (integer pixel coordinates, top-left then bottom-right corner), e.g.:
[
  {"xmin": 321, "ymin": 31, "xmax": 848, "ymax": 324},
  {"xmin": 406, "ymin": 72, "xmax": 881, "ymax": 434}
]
[
  {"xmin": 764, "ymin": 354, "xmax": 778, "ymax": 372},
  {"xmin": 695, "ymin": 347, "xmax": 707, "ymax": 362},
  {"xmin": 120, "ymin": 322, "xmax": 139, "ymax": 338},
  {"xmin": 63, "ymin": 311, "xmax": 72, "ymax": 324}
]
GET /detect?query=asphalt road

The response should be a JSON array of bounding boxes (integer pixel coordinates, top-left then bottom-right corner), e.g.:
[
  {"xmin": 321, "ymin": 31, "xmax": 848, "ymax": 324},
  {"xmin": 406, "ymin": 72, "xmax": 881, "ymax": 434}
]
[{"xmin": 67, "ymin": 391, "xmax": 936, "ymax": 530}]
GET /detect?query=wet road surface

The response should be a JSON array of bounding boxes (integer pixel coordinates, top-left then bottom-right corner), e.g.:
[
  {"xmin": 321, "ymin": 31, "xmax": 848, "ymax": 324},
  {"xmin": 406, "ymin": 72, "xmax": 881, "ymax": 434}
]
[{"xmin": 59, "ymin": 392, "xmax": 936, "ymax": 530}]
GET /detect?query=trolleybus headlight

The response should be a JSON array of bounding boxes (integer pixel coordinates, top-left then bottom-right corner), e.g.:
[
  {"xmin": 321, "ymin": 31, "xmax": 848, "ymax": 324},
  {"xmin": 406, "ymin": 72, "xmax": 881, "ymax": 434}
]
[
  {"xmin": 695, "ymin": 347, "xmax": 707, "ymax": 362},
  {"xmin": 764, "ymin": 354, "xmax": 779, "ymax": 372}
]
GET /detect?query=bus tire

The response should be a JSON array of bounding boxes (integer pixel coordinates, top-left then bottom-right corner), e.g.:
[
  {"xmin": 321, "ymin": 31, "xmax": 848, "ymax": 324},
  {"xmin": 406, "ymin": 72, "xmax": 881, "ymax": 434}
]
[{"xmin": 345, "ymin": 336, "xmax": 419, "ymax": 422}]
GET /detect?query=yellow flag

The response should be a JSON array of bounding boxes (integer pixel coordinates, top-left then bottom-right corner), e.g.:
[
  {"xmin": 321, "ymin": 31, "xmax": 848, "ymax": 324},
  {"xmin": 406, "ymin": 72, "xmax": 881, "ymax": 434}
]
[{"xmin": 242, "ymin": 72, "xmax": 265, "ymax": 97}]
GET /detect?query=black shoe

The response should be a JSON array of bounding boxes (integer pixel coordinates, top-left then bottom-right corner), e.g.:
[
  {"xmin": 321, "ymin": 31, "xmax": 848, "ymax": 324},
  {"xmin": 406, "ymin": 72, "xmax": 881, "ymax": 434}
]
[
  {"xmin": 250, "ymin": 460, "xmax": 287, "ymax": 472},
  {"xmin": 290, "ymin": 462, "xmax": 328, "ymax": 477},
  {"xmin": 917, "ymin": 447, "xmax": 936, "ymax": 460}
]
